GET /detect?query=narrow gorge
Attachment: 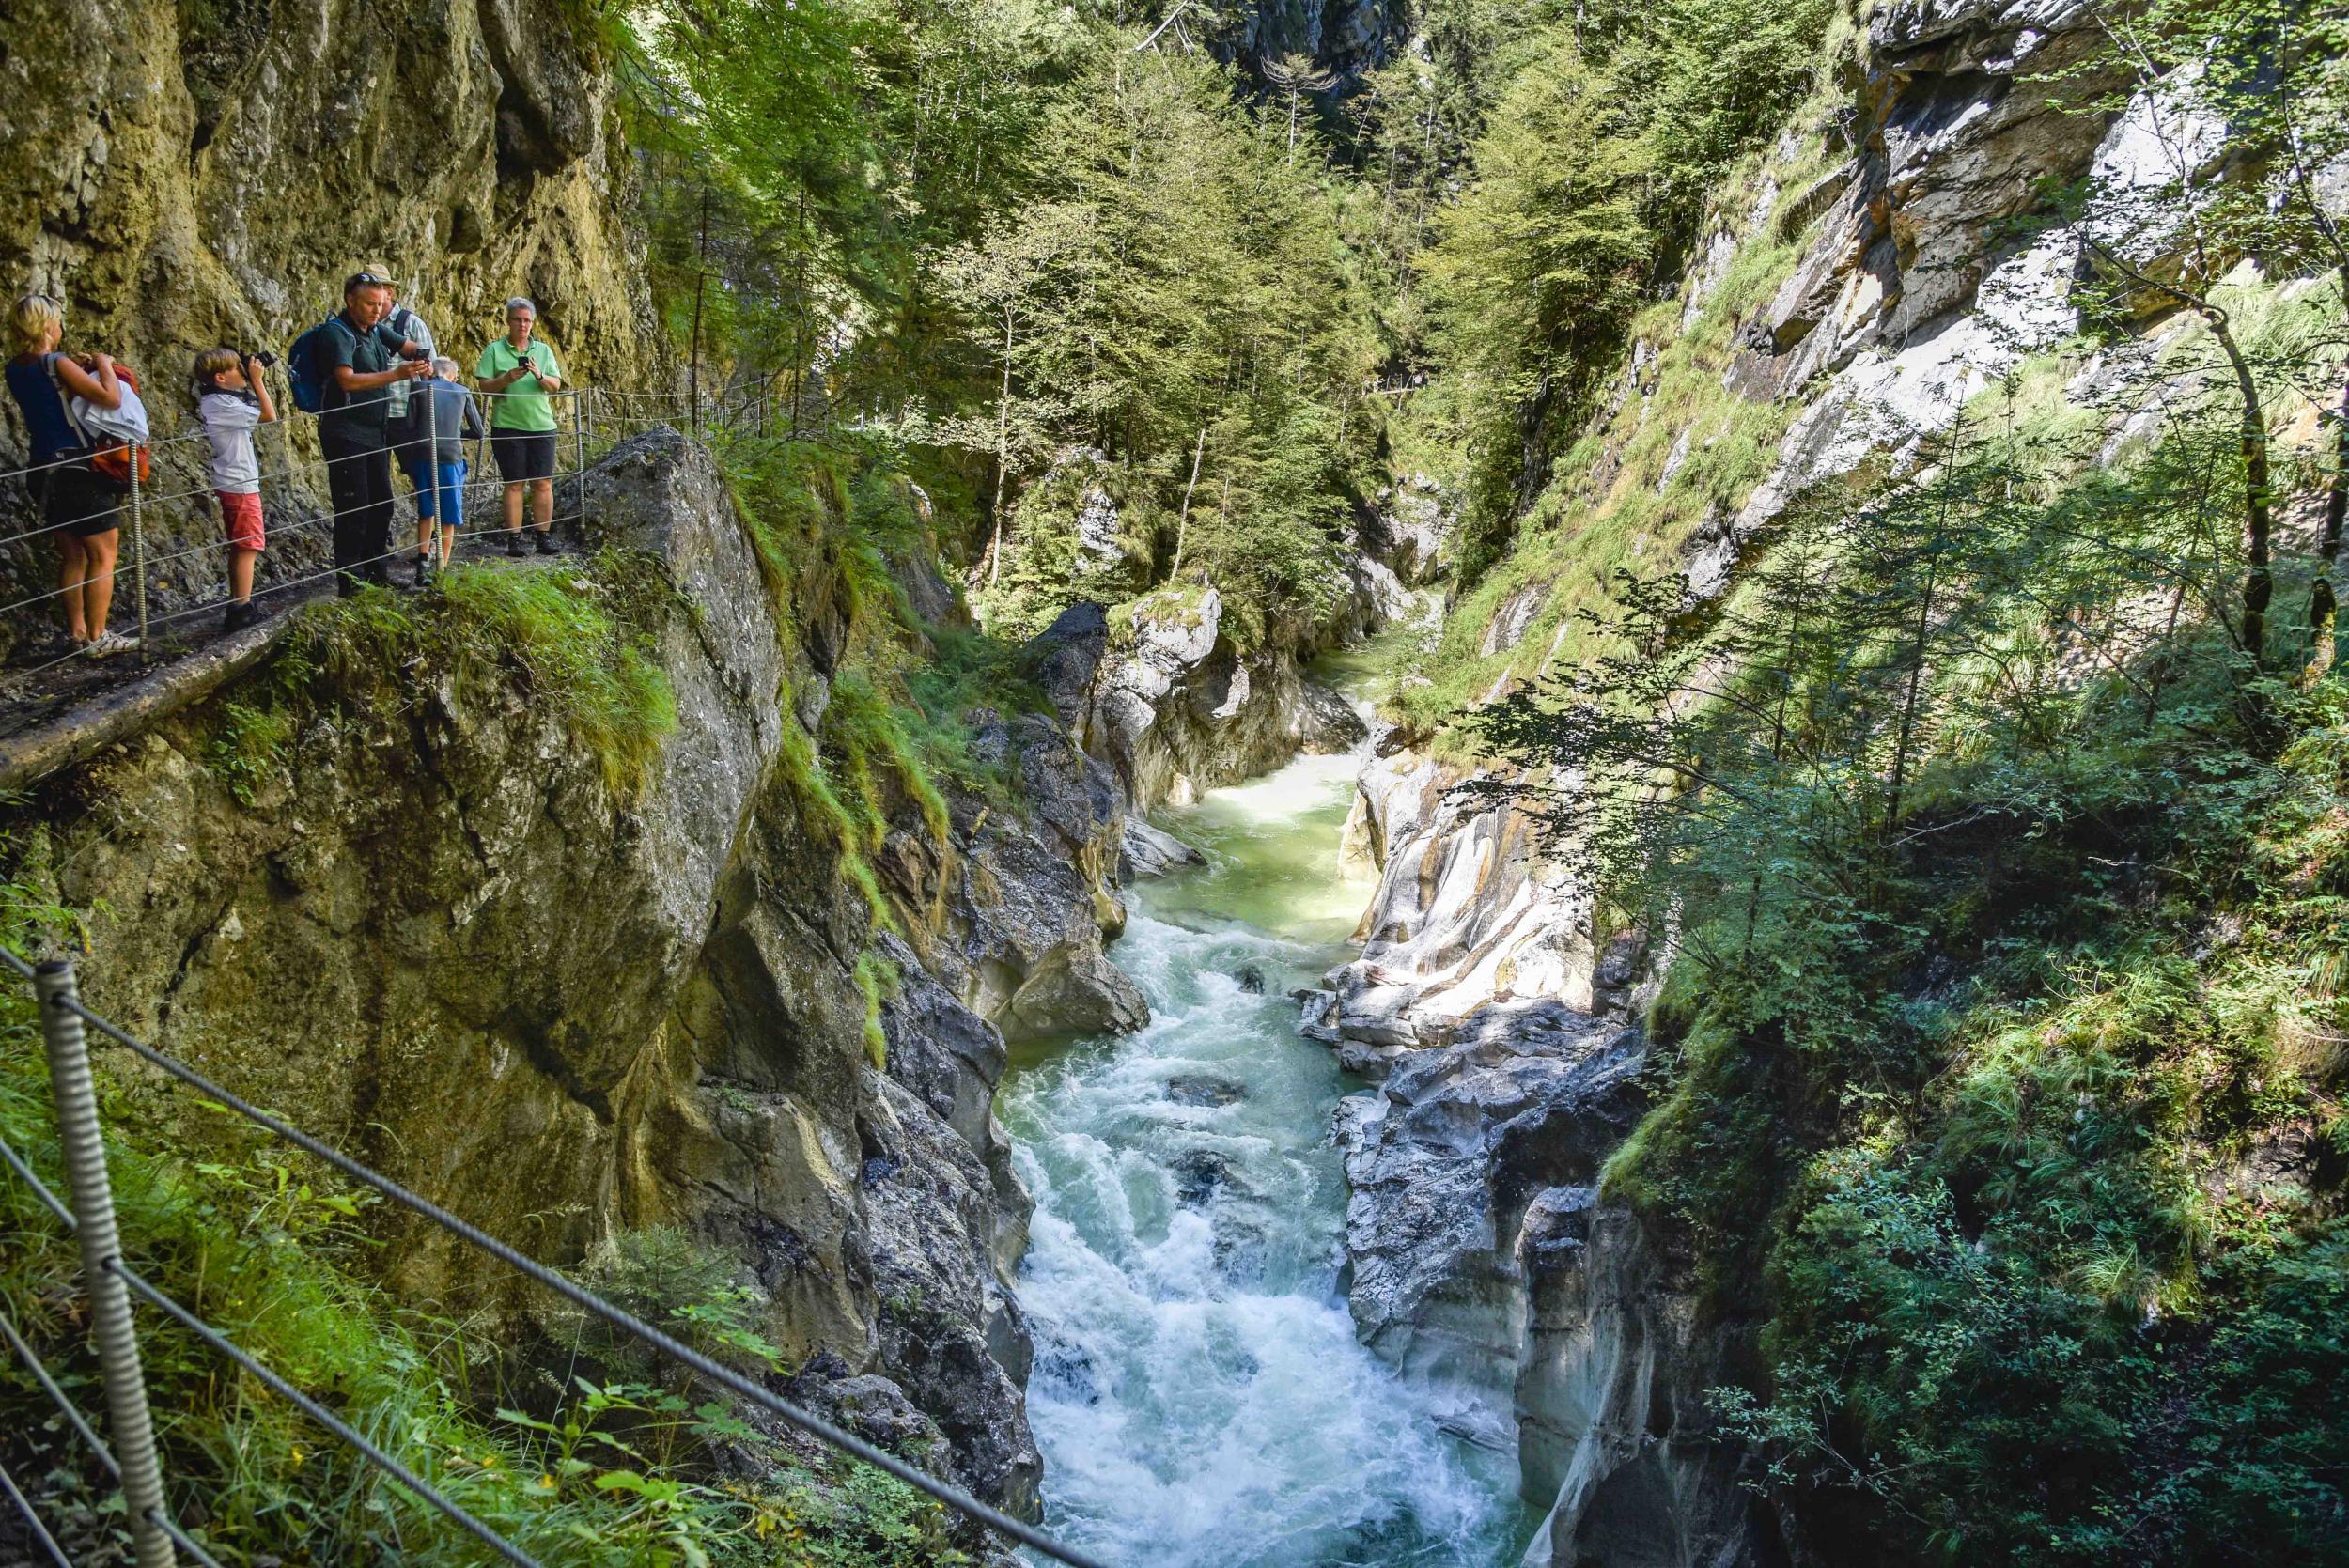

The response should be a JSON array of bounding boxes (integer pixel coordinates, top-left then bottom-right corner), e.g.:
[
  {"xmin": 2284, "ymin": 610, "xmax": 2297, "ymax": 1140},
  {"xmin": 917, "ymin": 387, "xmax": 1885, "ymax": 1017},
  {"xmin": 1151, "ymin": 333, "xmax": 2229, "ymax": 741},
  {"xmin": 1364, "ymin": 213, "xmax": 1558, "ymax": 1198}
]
[{"xmin": 2, "ymin": 0, "xmax": 2343, "ymax": 1564}]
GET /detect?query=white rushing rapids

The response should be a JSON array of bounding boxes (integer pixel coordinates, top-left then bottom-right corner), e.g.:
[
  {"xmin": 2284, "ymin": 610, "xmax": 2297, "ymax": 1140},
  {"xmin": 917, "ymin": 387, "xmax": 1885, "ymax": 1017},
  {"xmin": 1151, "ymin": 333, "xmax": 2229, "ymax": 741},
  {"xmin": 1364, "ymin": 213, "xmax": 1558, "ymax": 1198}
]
[{"xmin": 1000, "ymin": 744, "xmax": 1531, "ymax": 1567}]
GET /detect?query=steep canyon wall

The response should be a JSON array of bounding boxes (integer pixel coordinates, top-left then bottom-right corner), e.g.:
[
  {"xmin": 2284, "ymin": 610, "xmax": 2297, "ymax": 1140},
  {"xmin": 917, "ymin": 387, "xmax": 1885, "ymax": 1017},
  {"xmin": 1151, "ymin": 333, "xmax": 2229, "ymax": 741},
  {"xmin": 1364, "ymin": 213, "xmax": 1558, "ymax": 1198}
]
[{"xmin": 1317, "ymin": 3, "xmax": 2259, "ymax": 1564}]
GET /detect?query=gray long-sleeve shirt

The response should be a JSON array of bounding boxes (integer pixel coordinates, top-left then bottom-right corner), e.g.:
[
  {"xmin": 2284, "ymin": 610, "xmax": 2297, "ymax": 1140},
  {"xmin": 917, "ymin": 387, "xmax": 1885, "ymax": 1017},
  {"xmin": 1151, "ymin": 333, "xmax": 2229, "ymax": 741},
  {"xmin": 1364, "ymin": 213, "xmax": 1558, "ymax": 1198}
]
[{"xmin": 392, "ymin": 377, "xmax": 485, "ymax": 467}]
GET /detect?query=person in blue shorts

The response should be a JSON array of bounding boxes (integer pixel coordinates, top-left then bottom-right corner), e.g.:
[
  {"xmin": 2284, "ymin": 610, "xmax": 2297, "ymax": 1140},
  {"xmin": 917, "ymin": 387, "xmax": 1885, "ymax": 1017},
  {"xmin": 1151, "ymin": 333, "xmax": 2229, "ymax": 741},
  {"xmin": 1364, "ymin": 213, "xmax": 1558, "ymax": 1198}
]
[{"xmin": 395, "ymin": 358, "xmax": 484, "ymax": 586}]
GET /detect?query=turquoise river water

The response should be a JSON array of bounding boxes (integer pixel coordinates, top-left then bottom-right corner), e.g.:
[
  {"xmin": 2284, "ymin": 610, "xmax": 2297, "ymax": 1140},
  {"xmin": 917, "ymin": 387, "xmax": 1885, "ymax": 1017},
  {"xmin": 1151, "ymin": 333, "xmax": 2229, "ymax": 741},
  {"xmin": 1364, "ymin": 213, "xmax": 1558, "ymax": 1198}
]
[{"xmin": 998, "ymin": 739, "xmax": 1536, "ymax": 1567}]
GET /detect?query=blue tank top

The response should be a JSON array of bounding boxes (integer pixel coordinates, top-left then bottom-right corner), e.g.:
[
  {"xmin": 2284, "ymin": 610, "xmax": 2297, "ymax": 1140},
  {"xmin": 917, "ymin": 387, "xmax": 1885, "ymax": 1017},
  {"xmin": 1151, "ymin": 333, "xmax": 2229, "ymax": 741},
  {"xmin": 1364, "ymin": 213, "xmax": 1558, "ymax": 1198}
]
[{"xmin": 7, "ymin": 353, "xmax": 82, "ymax": 463}]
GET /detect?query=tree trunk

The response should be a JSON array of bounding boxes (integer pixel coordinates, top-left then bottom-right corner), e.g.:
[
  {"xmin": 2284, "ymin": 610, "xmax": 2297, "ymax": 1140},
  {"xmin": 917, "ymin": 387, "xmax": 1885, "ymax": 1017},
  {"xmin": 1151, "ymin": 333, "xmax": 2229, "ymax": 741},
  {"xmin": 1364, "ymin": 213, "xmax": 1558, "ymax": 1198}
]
[
  {"xmin": 792, "ymin": 175, "xmax": 810, "ymax": 440},
  {"xmin": 988, "ymin": 306, "xmax": 1014, "ymax": 588},
  {"xmin": 2214, "ymin": 318, "xmax": 2273, "ymax": 671},
  {"xmin": 1171, "ymin": 423, "xmax": 1207, "ymax": 578},
  {"xmin": 2304, "ymin": 372, "xmax": 2349, "ymax": 676},
  {"xmin": 689, "ymin": 191, "xmax": 709, "ymax": 437},
  {"xmin": 1883, "ymin": 429, "xmax": 1965, "ymax": 833}
]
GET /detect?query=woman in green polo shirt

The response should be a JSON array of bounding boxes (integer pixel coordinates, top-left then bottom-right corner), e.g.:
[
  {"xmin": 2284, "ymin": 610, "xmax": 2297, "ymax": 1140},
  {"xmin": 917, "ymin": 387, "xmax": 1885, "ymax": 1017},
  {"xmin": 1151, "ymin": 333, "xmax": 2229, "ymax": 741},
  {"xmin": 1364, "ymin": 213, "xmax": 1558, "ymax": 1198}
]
[{"xmin": 475, "ymin": 296, "xmax": 565, "ymax": 558}]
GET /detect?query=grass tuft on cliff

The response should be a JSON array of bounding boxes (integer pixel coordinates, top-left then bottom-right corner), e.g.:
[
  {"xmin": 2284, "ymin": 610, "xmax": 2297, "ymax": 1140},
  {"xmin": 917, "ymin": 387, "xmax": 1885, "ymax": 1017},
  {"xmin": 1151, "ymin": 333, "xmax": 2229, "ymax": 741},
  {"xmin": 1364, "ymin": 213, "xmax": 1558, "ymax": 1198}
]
[
  {"xmin": 0, "ymin": 864, "xmax": 972, "ymax": 1566},
  {"xmin": 201, "ymin": 555, "xmax": 680, "ymax": 803},
  {"xmin": 437, "ymin": 561, "xmax": 680, "ymax": 795}
]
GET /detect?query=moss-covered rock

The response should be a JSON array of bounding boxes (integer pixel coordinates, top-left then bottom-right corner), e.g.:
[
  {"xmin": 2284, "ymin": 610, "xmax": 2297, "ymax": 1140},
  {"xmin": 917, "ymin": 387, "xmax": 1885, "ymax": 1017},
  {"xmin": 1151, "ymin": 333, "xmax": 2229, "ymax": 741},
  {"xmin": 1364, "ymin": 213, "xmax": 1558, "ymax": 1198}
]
[{"xmin": 0, "ymin": 430, "xmax": 1136, "ymax": 1514}]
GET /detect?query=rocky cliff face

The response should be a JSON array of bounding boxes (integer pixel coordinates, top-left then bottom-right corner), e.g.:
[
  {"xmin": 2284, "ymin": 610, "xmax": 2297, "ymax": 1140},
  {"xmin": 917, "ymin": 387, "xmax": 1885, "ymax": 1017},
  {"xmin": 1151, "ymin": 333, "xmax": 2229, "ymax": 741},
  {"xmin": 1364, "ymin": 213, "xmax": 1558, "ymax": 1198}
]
[
  {"xmin": 4, "ymin": 430, "xmax": 1138, "ymax": 1514},
  {"xmin": 0, "ymin": 0, "xmax": 655, "ymax": 384},
  {"xmin": 1320, "ymin": 4, "xmax": 2203, "ymax": 1562},
  {"xmin": 1023, "ymin": 590, "xmax": 1367, "ymax": 812},
  {"xmin": 1687, "ymin": 0, "xmax": 2129, "ymax": 598},
  {"xmin": 0, "ymin": 0, "xmax": 663, "ymax": 657},
  {"xmin": 1200, "ymin": 0, "xmax": 1411, "ymax": 93}
]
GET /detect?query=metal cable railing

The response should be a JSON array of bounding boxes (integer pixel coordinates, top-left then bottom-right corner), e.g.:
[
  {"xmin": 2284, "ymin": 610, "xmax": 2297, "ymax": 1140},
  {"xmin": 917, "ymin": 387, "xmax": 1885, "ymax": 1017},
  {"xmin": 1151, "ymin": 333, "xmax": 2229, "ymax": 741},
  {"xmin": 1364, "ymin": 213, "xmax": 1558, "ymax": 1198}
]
[
  {"xmin": 0, "ymin": 1453, "xmax": 71, "ymax": 1568},
  {"xmin": 0, "ymin": 945, "xmax": 1112, "ymax": 1568},
  {"xmin": 2, "ymin": 383, "xmax": 611, "ymax": 665},
  {"xmin": 0, "ymin": 1234, "xmax": 227, "ymax": 1567},
  {"xmin": 0, "ymin": 380, "xmax": 805, "ymax": 674}
]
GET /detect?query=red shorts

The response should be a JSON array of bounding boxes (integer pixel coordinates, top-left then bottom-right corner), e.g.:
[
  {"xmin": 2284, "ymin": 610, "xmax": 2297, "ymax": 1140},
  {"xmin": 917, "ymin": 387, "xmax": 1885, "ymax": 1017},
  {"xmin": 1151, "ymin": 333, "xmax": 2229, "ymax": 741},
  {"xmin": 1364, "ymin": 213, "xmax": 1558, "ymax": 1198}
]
[{"xmin": 218, "ymin": 490, "xmax": 265, "ymax": 551}]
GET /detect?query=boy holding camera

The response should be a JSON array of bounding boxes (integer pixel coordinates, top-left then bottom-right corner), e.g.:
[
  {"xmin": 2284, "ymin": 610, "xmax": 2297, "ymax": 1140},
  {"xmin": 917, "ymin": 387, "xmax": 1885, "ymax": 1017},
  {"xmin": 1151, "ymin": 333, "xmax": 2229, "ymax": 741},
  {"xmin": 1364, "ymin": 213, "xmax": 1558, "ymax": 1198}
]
[{"xmin": 193, "ymin": 346, "xmax": 278, "ymax": 633}]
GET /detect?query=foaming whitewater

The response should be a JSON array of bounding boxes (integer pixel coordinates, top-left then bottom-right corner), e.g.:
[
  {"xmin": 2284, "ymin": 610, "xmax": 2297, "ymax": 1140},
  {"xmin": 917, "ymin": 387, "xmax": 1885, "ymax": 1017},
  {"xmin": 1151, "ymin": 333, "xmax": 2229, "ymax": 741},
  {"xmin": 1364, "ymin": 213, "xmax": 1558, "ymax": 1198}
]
[{"xmin": 999, "ymin": 737, "xmax": 1531, "ymax": 1567}]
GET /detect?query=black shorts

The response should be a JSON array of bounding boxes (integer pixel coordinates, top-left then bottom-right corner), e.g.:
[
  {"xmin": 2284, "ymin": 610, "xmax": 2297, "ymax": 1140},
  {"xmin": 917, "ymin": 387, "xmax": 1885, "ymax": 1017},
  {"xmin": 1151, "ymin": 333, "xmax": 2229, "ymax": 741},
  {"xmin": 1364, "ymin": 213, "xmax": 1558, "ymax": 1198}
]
[
  {"xmin": 491, "ymin": 429, "xmax": 557, "ymax": 483},
  {"xmin": 43, "ymin": 463, "xmax": 120, "ymax": 539}
]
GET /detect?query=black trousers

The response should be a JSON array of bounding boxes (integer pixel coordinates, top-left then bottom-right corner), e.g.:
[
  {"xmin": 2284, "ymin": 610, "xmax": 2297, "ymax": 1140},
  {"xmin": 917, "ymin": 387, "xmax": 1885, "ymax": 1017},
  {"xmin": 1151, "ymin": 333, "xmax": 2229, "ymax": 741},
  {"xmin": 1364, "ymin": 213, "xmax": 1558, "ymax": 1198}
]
[{"xmin": 324, "ymin": 443, "xmax": 395, "ymax": 595}]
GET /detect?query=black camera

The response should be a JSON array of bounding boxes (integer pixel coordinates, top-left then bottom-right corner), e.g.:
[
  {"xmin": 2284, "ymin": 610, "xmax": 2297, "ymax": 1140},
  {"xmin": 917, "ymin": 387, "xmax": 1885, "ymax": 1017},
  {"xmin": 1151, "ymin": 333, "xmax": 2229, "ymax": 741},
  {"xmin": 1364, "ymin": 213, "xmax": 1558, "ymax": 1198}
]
[{"xmin": 243, "ymin": 349, "xmax": 278, "ymax": 368}]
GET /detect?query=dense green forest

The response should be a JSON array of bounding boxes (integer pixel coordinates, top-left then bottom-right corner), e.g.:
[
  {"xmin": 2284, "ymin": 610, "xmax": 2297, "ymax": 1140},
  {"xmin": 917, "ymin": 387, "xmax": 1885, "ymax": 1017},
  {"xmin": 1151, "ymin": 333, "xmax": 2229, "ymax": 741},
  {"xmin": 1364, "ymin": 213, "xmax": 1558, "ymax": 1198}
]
[{"xmin": 618, "ymin": 0, "xmax": 1846, "ymax": 634}]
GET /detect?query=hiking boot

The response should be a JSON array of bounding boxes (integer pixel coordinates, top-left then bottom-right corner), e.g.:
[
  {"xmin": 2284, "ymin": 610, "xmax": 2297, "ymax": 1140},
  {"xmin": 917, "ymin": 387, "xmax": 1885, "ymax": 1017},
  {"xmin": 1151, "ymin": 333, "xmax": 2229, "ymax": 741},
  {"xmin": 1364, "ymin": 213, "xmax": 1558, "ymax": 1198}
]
[
  {"xmin": 412, "ymin": 553, "xmax": 432, "ymax": 590},
  {"xmin": 84, "ymin": 631, "xmax": 140, "ymax": 660},
  {"xmin": 223, "ymin": 600, "xmax": 264, "ymax": 635},
  {"xmin": 533, "ymin": 530, "xmax": 562, "ymax": 556},
  {"xmin": 505, "ymin": 530, "xmax": 526, "ymax": 560}
]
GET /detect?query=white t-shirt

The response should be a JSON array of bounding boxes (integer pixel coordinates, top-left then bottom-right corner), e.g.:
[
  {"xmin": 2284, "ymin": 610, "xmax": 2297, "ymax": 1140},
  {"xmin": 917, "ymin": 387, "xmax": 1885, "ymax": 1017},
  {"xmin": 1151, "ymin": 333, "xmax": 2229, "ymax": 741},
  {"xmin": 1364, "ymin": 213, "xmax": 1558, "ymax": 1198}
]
[{"xmin": 197, "ymin": 391, "xmax": 263, "ymax": 494}]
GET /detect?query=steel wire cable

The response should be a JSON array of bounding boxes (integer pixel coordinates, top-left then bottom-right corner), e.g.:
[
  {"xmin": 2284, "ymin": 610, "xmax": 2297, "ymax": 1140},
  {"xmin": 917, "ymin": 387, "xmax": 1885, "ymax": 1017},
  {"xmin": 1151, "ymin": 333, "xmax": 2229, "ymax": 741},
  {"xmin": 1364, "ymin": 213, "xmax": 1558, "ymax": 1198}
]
[
  {"xmin": 108, "ymin": 1260, "xmax": 541, "ymax": 1568},
  {"xmin": 0, "ymin": 1453, "xmax": 73, "ymax": 1568},
  {"xmin": 0, "ymin": 947, "xmax": 1113, "ymax": 1568},
  {"xmin": 0, "ymin": 1138, "xmax": 235, "ymax": 1568}
]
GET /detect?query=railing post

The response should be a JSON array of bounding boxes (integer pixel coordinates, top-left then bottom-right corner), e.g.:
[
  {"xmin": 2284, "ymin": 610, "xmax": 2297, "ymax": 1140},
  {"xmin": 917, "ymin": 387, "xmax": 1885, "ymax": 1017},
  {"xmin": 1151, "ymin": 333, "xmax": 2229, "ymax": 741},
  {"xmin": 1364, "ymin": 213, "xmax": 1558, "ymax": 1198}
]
[
  {"xmin": 424, "ymin": 380, "xmax": 439, "ymax": 582},
  {"xmin": 573, "ymin": 389, "xmax": 588, "ymax": 539},
  {"xmin": 34, "ymin": 959, "xmax": 175, "ymax": 1568},
  {"xmin": 474, "ymin": 391, "xmax": 493, "ymax": 525},
  {"xmin": 128, "ymin": 443, "xmax": 148, "ymax": 662}
]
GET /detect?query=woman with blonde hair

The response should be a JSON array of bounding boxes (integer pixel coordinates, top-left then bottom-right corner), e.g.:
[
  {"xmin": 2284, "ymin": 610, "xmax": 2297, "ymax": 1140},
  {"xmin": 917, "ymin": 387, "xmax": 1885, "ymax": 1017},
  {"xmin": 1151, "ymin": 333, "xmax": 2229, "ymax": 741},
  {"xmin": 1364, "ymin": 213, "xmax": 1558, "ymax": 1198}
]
[{"xmin": 5, "ymin": 292, "xmax": 132, "ymax": 655}]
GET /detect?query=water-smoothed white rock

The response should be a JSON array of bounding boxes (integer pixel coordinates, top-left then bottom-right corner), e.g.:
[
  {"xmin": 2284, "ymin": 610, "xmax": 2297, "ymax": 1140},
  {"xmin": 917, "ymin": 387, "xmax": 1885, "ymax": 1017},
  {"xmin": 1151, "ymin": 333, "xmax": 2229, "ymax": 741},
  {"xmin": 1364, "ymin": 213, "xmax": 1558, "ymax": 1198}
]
[
  {"xmin": 1334, "ymin": 1001, "xmax": 1645, "ymax": 1395},
  {"xmin": 1323, "ymin": 730, "xmax": 1629, "ymax": 1056},
  {"xmin": 1322, "ymin": 738, "xmax": 1777, "ymax": 1568},
  {"xmin": 1516, "ymin": 1206, "xmax": 1776, "ymax": 1568},
  {"xmin": 1026, "ymin": 593, "xmax": 1369, "ymax": 811}
]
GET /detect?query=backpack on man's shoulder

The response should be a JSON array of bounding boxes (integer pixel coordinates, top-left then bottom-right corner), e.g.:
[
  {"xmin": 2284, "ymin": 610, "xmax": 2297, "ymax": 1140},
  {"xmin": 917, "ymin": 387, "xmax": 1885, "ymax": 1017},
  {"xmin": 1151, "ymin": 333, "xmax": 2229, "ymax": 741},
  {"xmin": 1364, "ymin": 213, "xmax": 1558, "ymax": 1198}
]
[{"xmin": 286, "ymin": 315, "xmax": 354, "ymax": 414}]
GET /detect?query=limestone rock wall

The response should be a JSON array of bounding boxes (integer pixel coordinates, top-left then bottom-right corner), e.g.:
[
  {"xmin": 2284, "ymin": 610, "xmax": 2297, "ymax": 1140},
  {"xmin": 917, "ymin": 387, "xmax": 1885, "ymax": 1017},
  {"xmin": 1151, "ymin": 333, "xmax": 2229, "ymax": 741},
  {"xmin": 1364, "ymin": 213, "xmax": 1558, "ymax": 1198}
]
[
  {"xmin": 1687, "ymin": 0, "xmax": 2128, "ymax": 598},
  {"xmin": 1311, "ymin": 723, "xmax": 1642, "ymax": 1077},
  {"xmin": 0, "ymin": 0, "xmax": 665, "ymax": 657},
  {"xmin": 1202, "ymin": 0, "xmax": 1412, "ymax": 95},
  {"xmin": 1023, "ymin": 591, "xmax": 1368, "ymax": 813},
  {"xmin": 2, "ymin": 432, "xmax": 1136, "ymax": 1514}
]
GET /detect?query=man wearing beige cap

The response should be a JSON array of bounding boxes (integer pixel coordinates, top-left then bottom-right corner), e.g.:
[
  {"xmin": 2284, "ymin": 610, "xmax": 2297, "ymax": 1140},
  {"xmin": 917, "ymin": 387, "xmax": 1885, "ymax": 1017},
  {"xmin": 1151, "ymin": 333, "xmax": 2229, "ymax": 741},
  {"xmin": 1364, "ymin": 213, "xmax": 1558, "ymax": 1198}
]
[{"xmin": 311, "ymin": 269, "xmax": 429, "ymax": 594}]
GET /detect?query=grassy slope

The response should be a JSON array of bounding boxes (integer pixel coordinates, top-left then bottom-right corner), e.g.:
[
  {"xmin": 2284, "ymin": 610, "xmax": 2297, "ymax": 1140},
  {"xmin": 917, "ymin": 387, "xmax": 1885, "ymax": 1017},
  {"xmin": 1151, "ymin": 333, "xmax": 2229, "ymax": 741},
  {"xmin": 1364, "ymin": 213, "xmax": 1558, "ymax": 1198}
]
[{"xmin": 1381, "ymin": 88, "xmax": 1848, "ymax": 752}]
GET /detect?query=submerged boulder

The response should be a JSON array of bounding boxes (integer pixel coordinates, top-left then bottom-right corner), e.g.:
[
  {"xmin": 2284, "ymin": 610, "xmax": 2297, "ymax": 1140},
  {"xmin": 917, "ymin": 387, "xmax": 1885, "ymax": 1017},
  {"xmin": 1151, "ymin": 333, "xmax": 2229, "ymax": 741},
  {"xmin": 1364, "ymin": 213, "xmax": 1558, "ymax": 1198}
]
[{"xmin": 1123, "ymin": 816, "xmax": 1206, "ymax": 878}]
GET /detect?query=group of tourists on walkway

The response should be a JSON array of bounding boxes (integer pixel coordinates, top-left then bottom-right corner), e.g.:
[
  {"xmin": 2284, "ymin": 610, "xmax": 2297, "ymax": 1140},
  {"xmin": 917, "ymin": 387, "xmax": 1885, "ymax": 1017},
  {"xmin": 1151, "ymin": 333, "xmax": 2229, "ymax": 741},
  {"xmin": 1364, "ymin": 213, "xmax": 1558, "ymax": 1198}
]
[{"xmin": 6, "ymin": 270, "xmax": 572, "ymax": 656}]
